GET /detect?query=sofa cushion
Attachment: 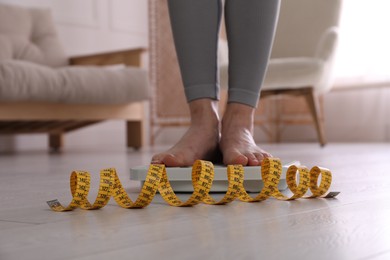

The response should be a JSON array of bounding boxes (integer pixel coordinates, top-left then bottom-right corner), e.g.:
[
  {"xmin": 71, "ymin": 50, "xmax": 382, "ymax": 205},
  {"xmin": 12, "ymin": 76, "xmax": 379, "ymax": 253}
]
[
  {"xmin": 0, "ymin": 3, "xmax": 68, "ymax": 67},
  {"xmin": 262, "ymin": 57, "xmax": 324, "ymax": 90},
  {"xmin": 219, "ymin": 57, "xmax": 324, "ymax": 91},
  {"xmin": 0, "ymin": 60, "xmax": 149, "ymax": 104},
  {"xmin": 0, "ymin": 35, "xmax": 12, "ymax": 60}
]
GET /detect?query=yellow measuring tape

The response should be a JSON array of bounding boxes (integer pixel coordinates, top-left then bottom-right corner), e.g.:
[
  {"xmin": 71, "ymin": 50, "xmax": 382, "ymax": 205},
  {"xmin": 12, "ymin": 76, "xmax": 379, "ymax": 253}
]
[{"xmin": 47, "ymin": 158, "xmax": 339, "ymax": 212}]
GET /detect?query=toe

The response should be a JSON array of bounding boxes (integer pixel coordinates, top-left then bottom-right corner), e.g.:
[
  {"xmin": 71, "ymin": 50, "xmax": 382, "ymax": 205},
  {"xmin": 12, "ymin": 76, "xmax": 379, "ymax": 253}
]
[
  {"xmin": 151, "ymin": 154, "xmax": 164, "ymax": 164},
  {"xmin": 224, "ymin": 150, "xmax": 249, "ymax": 166},
  {"xmin": 246, "ymin": 153, "xmax": 260, "ymax": 166},
  {"xmin": 261, "ymin": 149, "xmax": 272, "ymax": 158},
  {"xmin": 151, "ymin": 153, "xmax": 182, "ymax": 166},
  {"xmin": 152, "ymin": 151, "xmax": 197, "ymax": 167},
  {"xmin": 254, "ymin": 151, "xmax": 272, "ymax": 163},
  {"xmin": 162, "ymin": 154, "xmax": 183, "ymax": 167},
  {"xmin": 253, "ymin": 152, "xmax": 265, "ymax": 165}
]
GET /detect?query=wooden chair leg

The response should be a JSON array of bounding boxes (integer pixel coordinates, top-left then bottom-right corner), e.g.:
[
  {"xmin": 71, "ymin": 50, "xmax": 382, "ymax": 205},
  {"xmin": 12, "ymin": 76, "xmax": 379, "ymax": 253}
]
[
  {"xmin": 49, "ymin": 133, "xmax": 63, "ymax": 151},
  {"xmin": 127, "ymin": 121, "xmax": 143, "ymax": 149},
  {"xmin": 304, "ymin": 89, "xmax": 326, "ymax": 146}
]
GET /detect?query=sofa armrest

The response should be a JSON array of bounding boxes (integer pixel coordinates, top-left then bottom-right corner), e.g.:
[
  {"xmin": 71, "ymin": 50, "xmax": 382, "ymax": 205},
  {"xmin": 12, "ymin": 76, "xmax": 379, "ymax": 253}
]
[
  {"xmin": 314, "ymin": 27, "xmax": 340, "ymax": 93},
  {"xmin": 315, "ymin": 27, "xmax": 339, "ymax": 62},
  {"xmin": 69, "ymin": 47, "xmax": 147, "ymax": 67}
]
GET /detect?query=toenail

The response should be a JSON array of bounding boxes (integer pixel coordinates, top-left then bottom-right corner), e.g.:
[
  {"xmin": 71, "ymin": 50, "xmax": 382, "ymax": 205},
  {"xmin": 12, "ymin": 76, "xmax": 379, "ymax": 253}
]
[{"xmin": 151, "ymin": 160, "xmax": 161, "ymax": 164}]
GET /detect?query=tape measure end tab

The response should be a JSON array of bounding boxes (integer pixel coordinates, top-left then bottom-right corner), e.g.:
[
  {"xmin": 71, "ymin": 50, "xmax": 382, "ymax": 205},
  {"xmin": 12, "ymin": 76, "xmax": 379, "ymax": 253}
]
[
  {"xmin": 324, "ymin": 191, "xmax": 340, "ymax": 199},
  {"xmin": 46, "ymin": 199, "xmax": 65, "ymax": 211}
]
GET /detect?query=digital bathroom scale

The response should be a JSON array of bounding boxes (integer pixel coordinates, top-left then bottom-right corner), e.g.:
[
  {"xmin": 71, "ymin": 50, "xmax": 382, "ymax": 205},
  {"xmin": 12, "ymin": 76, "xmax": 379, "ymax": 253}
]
[{"xmin": 130, "ymin": 161, "xmax": 299, "ymax": 193}]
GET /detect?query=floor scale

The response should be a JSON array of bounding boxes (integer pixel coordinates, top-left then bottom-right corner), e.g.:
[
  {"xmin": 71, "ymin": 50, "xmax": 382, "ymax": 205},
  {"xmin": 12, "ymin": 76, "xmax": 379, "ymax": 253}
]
[{"xmin": 130, "ymin": 161, "xmax": 300, "ymax": 193}]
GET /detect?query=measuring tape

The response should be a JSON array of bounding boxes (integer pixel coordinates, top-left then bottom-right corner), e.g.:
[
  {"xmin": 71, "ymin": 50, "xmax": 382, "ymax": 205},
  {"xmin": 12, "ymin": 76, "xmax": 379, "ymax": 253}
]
[{"xmin": 47, "ymin": 158, "xmax": 339, "ymax": 211}]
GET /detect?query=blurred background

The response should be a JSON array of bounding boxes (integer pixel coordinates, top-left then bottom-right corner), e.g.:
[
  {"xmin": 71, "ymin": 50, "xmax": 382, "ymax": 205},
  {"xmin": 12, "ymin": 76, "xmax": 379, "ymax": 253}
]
[{"xmin": 0, "ymin": 0, "xmax": 389, "ymax": 152}]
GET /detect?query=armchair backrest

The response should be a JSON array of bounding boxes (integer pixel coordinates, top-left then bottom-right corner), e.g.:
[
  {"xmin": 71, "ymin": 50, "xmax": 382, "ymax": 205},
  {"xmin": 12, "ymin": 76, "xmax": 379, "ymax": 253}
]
[
  {"xmin": 0, "ymin": 3, "xmax": 68, "ymax": 67},
  {"xmin": 271, "ymin": 0, "xmax": 342, "ymax": 59}
]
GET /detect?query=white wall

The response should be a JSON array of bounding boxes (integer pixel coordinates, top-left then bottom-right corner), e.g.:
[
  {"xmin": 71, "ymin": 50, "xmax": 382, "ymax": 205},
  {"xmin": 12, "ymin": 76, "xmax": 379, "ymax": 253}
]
[
  {"xmin": 0, "ymin": 0, "xmax": 148, "ymax": 152},
  {"xmin": 335, "ymin": 0, "xmax": 390, "ymax": 80},
  {"xmin": 0, "ymin": 0, "xmax": 148, "ymax": 55}
]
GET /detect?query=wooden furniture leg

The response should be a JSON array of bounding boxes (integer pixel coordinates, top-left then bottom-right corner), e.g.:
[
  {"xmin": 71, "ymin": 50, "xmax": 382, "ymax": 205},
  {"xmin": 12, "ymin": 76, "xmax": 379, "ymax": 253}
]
[
  {"xmin": 49, "ymin": 133, "xmax": 63, "ymax": 151},
  {"xmin": 304, "ymin": 88, "xmax": 326, "ymax": 146},
  {"xmin": 260, "ymin": 87, "xmax": 326, "ymax": 146},
  {"xmin": 127, "ymin": 121, "xmax": 143, "ymax": 149}
]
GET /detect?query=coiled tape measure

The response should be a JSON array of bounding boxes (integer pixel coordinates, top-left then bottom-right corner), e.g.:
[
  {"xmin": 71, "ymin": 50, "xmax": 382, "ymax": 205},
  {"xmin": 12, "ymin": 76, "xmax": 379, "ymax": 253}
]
[{"xmin": 47, "ymin": 158, "xmax": 339, "ymax": 211}]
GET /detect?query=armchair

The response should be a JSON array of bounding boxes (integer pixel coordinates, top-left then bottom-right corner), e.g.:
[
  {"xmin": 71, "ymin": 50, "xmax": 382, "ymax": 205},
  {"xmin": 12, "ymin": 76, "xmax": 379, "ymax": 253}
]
[
  {"xmin": 219, "ymin": 0, "xmax": 342, "ymax": 146},
  {"xmin": 0, "ymin": 3, "xmax": 149, "ymax": 151}
]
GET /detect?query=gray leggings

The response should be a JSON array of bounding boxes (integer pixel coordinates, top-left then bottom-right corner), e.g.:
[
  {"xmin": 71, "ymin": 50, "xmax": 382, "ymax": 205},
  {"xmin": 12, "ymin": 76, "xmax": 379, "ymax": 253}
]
[{"xmin": 167, "ymin": 0, "xmax": 280, "ymax": 108}]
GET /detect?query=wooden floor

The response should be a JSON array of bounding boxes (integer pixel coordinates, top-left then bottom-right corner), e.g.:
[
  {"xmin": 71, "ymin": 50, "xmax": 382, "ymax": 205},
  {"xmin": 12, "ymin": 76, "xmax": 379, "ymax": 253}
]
[{"xmin": 1, "ymin": 143, "xmax": 390, "ymax": 260}]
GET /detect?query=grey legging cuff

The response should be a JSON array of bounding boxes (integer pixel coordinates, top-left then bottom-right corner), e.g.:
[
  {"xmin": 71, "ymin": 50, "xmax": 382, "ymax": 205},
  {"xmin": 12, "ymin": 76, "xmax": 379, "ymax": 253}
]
[{"xmin": 167, "ymin": 0, "xmax": 280, "ymax": 108}]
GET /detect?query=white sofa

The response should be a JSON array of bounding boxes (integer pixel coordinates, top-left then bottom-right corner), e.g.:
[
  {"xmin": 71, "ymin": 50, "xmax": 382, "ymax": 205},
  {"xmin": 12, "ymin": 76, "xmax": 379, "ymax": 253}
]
[{"xmin": 0, "ymin": 3, "xmax": 149, "ymax": 150}]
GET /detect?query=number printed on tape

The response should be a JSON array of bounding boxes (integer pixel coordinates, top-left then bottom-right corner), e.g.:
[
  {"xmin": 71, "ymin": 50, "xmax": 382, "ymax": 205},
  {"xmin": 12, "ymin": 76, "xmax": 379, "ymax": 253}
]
[{"xmin": 47, "ymin": 158, "xmax": 340, "ymax": 212}]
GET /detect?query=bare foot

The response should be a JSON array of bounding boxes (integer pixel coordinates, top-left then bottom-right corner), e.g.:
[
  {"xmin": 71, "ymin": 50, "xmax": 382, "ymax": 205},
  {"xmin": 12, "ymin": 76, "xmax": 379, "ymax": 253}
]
[
  {"xmin": 220, "ymin": 103, "xmax": 272, "ymax": 166},
  {"xmin": 151, "ymin": 99, "xmax": 220, "ymax": 167}
]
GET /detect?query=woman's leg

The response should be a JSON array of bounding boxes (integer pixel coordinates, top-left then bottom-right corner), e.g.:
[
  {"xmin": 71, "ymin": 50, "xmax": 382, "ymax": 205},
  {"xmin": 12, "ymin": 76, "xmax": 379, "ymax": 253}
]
[
  {"xmin": 220, "ymin": 0, "xmax": 280, "ymax": 165},
  {"xmin": 151, "ymin": 0, "xmax": 223, "ymax": 166}
]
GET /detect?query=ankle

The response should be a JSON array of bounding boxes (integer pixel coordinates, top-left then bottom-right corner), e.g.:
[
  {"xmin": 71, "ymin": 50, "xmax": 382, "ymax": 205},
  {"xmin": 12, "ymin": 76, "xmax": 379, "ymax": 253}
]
[
  {"xmin": 222, "ymin": 103, "xmax": 255, "ymax": 131},
  {"xmin": 189, "ymin": 99, "xmax": 220, "ymax": 127}
]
